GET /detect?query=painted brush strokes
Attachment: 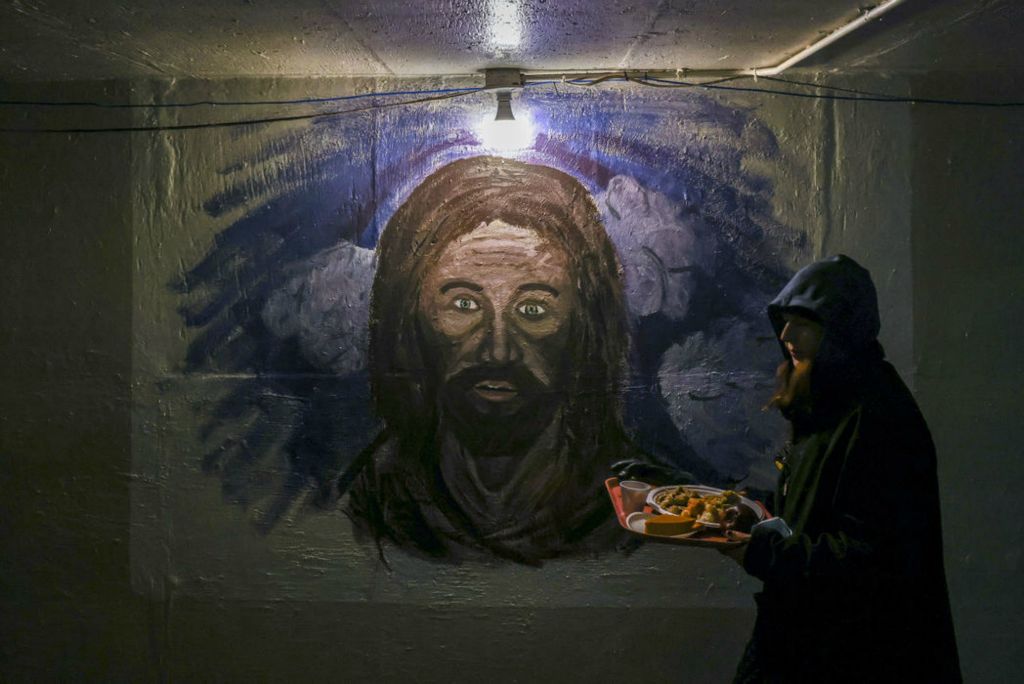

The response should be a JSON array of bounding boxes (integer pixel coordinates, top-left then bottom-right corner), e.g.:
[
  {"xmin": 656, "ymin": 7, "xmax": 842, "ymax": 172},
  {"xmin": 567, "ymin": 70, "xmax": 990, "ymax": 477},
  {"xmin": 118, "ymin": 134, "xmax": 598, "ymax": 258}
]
[{"xmin": 173, "ymin": 85, "xmax": 804, "ymax": 563}]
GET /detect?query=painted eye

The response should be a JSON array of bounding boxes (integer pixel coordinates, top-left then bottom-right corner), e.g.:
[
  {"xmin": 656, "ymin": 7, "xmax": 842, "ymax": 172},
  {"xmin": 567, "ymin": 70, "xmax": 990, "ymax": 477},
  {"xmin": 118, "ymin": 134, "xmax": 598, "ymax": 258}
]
[
  {"xmin": 517, "ymin": 301, "xmax": 546, "ymax": 318},
  {"xmin": 453, "ymin": 296, "xmax": 479, "ymax": 312}
]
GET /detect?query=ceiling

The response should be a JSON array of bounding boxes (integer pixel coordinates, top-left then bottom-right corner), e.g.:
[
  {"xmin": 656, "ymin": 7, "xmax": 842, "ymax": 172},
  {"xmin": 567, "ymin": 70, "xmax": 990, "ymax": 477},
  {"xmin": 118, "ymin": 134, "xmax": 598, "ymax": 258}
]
[{"xmin": 0, "ymin": 0, "xmax": 1021, "ymax": 82}]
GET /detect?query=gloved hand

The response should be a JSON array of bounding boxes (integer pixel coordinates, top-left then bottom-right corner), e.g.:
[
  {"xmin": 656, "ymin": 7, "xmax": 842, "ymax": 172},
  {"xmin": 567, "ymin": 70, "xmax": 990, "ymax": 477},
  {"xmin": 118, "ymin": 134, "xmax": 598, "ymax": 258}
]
[
  {"xmin": 611, "ymin": 459, "xmax": 694, "ymax": 486},
  {"xmin": 750, "ymin": 517, "xmax": 793, "ymax": 539}
]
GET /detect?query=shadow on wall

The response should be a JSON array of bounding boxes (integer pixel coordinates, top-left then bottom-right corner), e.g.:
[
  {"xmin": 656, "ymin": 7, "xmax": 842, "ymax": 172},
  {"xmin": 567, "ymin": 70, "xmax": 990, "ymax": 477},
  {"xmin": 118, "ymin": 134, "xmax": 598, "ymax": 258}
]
[{"xmin": 169, "ymin": 88, "xmax": 802, "ymax": 563}]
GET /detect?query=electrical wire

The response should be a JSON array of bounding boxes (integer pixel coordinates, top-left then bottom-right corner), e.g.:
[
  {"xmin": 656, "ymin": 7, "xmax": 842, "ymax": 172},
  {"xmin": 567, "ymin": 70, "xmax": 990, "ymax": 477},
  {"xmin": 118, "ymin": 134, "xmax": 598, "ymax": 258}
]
[
  {"xmin": 627, "ymin": 74, "xmax": 748, "ymax": 89},
  {"xmin": 0, "ymin": 85, "xmax": 483, "ymax": 109},
  {"xmin": 638, "ymin": 75, "xmax": 1024, "ymax": 107},
  {"xmin": 3, "ymin": 73, "xmax": 1022, "ymax": 134},
  {"xmin": 538, "ymin": 73, "xmax": 1024, "ymax": 107},
  {"xmin": 0, "ymin": 87, "xmax": 482, "ymax": 134},
  {"xmin": 525, "ymin": 73, "xmax": 747, "ymax": 89},
  {"xmin": 526, "ymin": 72, "xmax": 1024, "ymax": 106},
  {"xmin": 759, "ymin": 75, "xmax": 902, "ymax": 99}
]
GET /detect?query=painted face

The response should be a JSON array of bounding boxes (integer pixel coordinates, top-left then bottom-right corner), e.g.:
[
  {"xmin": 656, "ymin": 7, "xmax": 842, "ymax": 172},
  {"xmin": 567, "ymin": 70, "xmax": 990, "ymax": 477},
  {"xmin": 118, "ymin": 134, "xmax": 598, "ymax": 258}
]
[
  {"xmin": 418, "ymin": 220, "xmax": 576, "ymax": 425},
  {"xmin": 779, "ymin": 312, "xmax": 824, "ymax": 366}
]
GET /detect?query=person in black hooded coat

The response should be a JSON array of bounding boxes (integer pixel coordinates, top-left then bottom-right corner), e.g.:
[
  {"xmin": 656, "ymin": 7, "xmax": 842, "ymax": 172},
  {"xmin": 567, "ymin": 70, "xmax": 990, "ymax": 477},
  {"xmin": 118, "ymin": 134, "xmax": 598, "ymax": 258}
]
[{"xmin": 730, "ymin": 254, "xmax": 961, "ymax": 683}]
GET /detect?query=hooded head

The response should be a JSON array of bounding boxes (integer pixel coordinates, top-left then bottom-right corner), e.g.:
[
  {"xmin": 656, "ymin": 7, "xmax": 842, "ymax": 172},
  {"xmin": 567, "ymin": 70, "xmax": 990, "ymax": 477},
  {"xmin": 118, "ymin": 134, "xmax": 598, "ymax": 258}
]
[
  {"xmin": 768, "ymin": 254, "xmax": 882, "ymax": 359},
  {"xmin": 767, "ymin": 254, "xmax": 884, "ymax": 416}
]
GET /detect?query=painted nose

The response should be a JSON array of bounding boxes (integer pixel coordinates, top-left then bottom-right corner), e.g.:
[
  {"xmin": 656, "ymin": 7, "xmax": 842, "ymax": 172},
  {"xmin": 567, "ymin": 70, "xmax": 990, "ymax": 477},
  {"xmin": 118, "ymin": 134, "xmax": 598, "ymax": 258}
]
[
  {"xmin": 779, "ymin": 321, "xmax": 795, "ymax": 344},
  {"xmin": 480, "ymin": 312, "xmax": 520, "ymax": 364}
]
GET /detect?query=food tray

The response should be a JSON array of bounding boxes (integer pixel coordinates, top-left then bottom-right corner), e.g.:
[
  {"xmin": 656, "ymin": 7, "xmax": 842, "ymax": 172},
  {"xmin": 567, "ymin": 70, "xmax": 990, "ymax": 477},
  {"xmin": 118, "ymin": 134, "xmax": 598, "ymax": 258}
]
[{"xmin": 605, "ymin": 477, "xmax": 769, "ymax": 548}]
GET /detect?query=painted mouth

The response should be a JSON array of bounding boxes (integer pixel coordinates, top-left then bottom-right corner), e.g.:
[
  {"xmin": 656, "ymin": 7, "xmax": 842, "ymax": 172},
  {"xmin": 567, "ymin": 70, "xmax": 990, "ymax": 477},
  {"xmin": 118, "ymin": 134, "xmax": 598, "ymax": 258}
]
[{"xmin": 472, "ymin": 380, "xmax": 519, "ymax": 402}]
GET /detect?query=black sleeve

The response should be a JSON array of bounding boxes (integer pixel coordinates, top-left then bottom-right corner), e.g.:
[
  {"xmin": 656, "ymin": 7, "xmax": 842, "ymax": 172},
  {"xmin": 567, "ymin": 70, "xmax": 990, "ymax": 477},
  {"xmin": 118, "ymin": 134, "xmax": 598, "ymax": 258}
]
[{"xmin": 743, "ymin": 406, "xmax": 935, "ymax": 590}]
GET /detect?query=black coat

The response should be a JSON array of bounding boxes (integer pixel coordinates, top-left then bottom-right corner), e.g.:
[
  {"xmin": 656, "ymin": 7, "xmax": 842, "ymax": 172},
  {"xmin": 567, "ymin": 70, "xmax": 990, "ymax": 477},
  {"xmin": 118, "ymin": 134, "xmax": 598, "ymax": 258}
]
[{"xmin": 738, "ymin": 256, "xmax": 961, "ymax": 682}]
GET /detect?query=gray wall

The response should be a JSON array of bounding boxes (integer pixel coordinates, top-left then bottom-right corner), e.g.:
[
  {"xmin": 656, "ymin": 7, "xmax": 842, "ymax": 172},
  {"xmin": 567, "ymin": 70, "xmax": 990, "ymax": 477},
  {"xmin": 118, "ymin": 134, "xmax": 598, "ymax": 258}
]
[
  {"xmin": 911, "ymin": 71, "xmax": 1024, "ymax": 683},
  {"xmin": 2, "ymin": 71, "xmax": 1022, "ymax": 682},
  {"xmin": 0, "ymin": 81, "xmax": 146, "ymax": 677}
]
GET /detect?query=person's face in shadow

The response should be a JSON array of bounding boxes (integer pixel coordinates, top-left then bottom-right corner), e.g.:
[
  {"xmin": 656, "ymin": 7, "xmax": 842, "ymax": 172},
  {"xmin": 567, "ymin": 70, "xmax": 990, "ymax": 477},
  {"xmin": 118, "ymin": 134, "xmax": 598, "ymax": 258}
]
[
  {"xmin": 779, "ymin": 311, "xmax": 824, "ymax": 369},
  {"xmin": 418, "ymin": 220, "xmax": 576, "ymax": 440}
]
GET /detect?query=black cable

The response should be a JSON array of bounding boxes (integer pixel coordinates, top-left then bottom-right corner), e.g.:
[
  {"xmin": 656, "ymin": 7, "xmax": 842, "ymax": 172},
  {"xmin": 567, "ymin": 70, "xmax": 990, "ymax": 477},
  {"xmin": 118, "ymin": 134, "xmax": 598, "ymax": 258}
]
[
  {"xmin": 626, "ymin": 74, "xmax": 747, "ymax": 89},
  {"xmin": 531, "ymin": 73, "xmax": 1023, "ymax": 107},
  {"xmin": 529, "ymin": 73, "xmax": 625, "ymax": 88},
  {"xmin": 759, "ymin": 74, "xmax": 1024, "ymax": 107},
  {"xmin": 0, "ymin": 88, "xmax": 480, "ymax": 134},
  {"xmin": 4, "ymin": 73, "xmax": 1022, "ymax": 134},
  {"xmin": 0, "ymin": 85, "xmax": 484, "ymax": 109},
  {"xmin": 525, "ymin": 73, "xmax": 743, "ymax": 89},
  {"xmin": 759, "ymin": 74, "xmax": 900, "ymax": 99},
  {"xmin": 640, "ymin": 75, "xmax": 1024, "ymax": 107}
]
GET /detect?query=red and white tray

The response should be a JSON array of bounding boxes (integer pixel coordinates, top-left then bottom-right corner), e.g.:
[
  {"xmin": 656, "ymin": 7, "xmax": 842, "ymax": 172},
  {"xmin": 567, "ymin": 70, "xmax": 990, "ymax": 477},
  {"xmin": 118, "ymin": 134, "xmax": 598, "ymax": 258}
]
[{"xmin": 605, "ymin": 477, "xmax": 770, "ymax": 548}]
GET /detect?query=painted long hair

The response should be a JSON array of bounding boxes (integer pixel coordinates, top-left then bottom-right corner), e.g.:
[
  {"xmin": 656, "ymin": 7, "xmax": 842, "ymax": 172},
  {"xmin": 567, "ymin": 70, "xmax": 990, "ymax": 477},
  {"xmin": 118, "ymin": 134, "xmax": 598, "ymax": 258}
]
[{"xmin": 369, "ymin": 155, "xmax": 628, "ymax": 467}]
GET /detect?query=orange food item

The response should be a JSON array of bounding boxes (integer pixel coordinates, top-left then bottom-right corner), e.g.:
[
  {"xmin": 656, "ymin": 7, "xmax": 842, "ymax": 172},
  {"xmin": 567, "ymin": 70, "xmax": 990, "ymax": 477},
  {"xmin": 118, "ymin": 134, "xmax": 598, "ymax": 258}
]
[{"xmin": 644, "ymin": 514, "xmax": 698, "ymax": 536}]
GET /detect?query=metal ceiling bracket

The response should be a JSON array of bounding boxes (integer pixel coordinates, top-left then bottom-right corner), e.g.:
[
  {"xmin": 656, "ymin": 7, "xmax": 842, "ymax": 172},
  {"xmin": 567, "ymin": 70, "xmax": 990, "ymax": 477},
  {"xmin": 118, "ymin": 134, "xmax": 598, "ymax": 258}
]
[{"xmin": 484, "ymin": 68, "xmax": 524, "ymax": 90}]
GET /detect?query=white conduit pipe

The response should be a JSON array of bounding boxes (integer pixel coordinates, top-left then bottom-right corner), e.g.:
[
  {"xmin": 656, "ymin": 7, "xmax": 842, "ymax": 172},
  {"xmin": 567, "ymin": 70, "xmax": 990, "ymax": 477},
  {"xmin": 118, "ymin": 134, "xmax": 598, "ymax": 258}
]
[
  {"xmin": 744, "ymin": 0, "xmax": 908, "ymax": 76},
  {"xmin": 522, "ymin": 0, "xmax": 909, "ymax": 82}
]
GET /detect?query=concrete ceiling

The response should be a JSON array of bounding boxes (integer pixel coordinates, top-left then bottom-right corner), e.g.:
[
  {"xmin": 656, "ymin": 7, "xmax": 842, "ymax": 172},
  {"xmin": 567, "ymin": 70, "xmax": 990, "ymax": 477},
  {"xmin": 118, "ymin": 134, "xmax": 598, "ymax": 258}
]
[{"xmin": 0, "ymin": 0, "xmax": 1021, "ymax": 82}]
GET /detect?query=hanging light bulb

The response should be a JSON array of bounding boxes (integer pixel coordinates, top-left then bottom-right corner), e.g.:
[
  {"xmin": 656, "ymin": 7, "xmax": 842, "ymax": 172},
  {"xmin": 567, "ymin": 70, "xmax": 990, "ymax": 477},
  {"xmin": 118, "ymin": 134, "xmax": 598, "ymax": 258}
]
[
  {"xmin": 477, "ymin": 70, "xmax": 534, "ymax": 154},
  {"xmin": 494, "ymin": 91, "xmax": 515, "ymax": 121}
]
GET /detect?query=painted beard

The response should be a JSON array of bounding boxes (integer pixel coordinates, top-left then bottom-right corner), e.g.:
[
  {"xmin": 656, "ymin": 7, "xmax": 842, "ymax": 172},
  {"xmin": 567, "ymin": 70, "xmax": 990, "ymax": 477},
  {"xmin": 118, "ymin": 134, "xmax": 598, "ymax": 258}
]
[{"xmin": 438, "ymin": 363, "xmax": 564, "ymax": 457}]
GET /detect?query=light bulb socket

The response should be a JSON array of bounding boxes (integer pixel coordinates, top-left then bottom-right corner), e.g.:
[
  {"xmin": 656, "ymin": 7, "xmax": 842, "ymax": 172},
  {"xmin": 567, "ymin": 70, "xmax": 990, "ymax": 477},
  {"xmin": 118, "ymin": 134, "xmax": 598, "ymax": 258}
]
[
  {"xmin": 494, "ymin": 91, "xmax": 515, "ymax": 121},
  {"xmin": 484, "ymin": 68, "xmax": 523, "ymax": 90}
]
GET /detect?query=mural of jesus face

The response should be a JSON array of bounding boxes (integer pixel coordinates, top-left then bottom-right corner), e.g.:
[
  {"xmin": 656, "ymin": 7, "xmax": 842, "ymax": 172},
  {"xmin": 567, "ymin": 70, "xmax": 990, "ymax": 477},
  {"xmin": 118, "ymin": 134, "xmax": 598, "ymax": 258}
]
[
  {"xmin": 417, "ymin": 220, "xmax": 576, "ymax": 442},
  {"xmin": 351, "ymin": 156, "xmax": 633, "ymax": 560}
]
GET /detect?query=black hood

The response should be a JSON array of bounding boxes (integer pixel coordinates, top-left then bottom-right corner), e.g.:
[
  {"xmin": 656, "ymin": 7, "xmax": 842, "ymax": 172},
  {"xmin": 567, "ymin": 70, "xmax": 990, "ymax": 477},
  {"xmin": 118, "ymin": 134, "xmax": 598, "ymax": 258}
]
[{"xmin": 768, "ymin": 254, "xmax": 882, "ymax": 361}]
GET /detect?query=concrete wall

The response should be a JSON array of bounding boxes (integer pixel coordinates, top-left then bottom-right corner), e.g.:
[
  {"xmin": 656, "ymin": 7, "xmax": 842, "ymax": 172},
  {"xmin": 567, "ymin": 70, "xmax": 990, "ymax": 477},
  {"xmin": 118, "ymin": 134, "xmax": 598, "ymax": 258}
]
[
  {"xmin": 0, "ymin": 81, "xmax": 147, "ymax": 677},
  {"xmin": 1, "ymin": 71, "xmax": 1020, "ymax": 681},
  {"xmin": 910, "ymin": 71, "xmax": 1024, "ymax": 683}
]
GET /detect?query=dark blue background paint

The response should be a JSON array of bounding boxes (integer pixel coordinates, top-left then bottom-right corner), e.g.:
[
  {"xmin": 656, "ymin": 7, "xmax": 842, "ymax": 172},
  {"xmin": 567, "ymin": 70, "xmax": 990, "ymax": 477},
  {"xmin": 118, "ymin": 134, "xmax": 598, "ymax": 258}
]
[{"xmin": 174, "ymin": 87, "xmax": 800, "ymax": 533}]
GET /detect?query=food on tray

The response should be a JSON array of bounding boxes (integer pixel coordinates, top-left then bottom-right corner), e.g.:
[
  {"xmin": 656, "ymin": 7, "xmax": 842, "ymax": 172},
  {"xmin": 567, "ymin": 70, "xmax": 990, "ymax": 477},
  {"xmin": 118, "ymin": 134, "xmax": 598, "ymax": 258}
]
[
  {"xmin": 652, "ymin": 486, "xmax": 743, "ymax": 525},
  {"xmin": 644, "ymin": 514, "xmax": 698, "ymax": 536},
  {"xmin": 608, "ymin": 479, "xmax": 762, "ymax": 545}
]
